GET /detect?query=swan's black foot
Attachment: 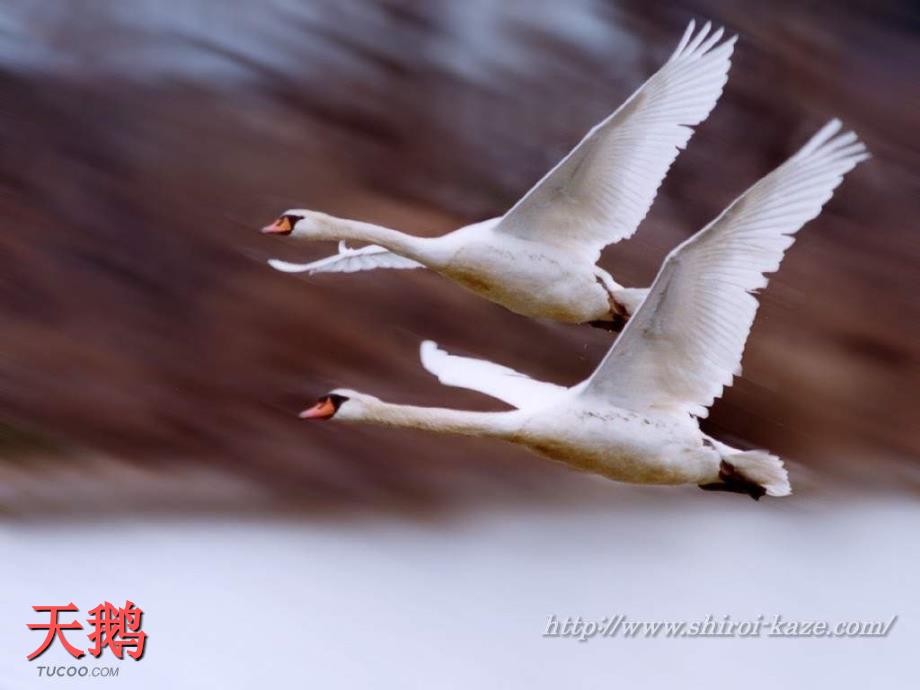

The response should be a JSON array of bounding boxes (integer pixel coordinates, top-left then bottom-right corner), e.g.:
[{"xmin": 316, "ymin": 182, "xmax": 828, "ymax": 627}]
[
  {"xmin": 588, "ymin": 314, "xmax": 627, "ymax": 333},
  {"xmin": 698, "ymin": 461, "xmax": 767, "ymax": 501}
]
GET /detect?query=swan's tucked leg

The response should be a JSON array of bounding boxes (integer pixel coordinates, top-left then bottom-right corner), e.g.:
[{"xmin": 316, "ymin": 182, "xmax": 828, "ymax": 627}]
[
  {"xmin": 698, "ymin": 462, "xmax": 769, "ymax": 500},
  {"xmin": 590, "ymin": 270, "xmax": 630, "ymax": 331},
  {"xmin": 587, "ymin": 287, "xmax": 650, "ymax": 331}
]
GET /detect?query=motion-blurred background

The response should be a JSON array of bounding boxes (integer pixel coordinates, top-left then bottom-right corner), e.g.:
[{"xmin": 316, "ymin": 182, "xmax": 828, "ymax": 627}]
[{"xmin": 1, "ymin": 1, "xmax": 918, "ymax": 688}]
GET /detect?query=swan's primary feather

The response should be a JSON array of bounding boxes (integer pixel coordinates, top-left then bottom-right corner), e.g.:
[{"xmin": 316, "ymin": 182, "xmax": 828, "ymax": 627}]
[
  {"xmin": 419, "ymin": 341, "xmax": 566, "ymax": 409},
  {"xmin": 578, "ymin": 120, "xmax": 869, "ymax": 417},
  {"xmin": 495, "ymin": 20, "xmax": 736, "ymax": 258},
  {"xmin": 268, "ymin": 242, "xmax": 423, "ymax": 274}
]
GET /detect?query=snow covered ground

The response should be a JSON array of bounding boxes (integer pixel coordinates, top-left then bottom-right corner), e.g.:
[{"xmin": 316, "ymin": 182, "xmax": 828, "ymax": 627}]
[{"xmin": 2, "ymin": 496, "xmax": 917, "ymax": 688}]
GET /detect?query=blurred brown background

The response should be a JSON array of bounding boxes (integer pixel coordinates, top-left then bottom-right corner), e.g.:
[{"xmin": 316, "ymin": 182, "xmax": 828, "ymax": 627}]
[{"xmin": 1, "ymin": 0, "xmax": 918, "ymax": 512}]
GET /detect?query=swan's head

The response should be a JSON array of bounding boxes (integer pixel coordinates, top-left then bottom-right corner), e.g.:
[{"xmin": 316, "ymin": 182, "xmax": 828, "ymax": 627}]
[
  {"xmin": 298, "ymin": 388, "xmax": 379, "ymax": 422},
  {"xmin": 260, "ymin": 209, "xmax": 325, "ymax": 238}
]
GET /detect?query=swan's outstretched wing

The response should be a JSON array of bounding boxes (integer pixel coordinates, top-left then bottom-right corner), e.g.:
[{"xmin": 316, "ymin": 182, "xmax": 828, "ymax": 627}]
[
  {"xmin": 495, "ymin": 20, "xmax": 735, "ymax": 258},
  {"xmin": 577, "ymin": 120, "xmax": 868, "ymax": 417},
  {"xmin": 420, "ymin": 341, "xmax": 566, "ymax": 410},
  {"xmin": 268, "ymin": 242, "xmax": 423, "ymax": 274}
]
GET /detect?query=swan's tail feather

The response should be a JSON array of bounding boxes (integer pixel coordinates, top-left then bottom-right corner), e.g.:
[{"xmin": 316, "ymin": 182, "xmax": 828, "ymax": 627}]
[
  {"xmin": 723, "ymin": 450, "xmax": 791, "ymax": 498},
  {"xmin": 699, "ymin": 439, "xmax": 791, "ymax": 499}
]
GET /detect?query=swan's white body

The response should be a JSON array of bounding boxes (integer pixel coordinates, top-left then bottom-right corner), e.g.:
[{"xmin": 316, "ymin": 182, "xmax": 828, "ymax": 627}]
[
  {"xmin": 266, "ymin": 21, "xmax": 737, "ymax": 325},
  {"xmin": 345, "ymin": 385, "xmax": 722, "ymax": 487},
  {"xmin": 305, "ymin": 121, "xmax": 868, "ymax": 498}
]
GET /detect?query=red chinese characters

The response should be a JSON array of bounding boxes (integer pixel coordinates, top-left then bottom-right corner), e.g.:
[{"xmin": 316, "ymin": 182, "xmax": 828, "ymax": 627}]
[{"xmin": 27, "ymin": 601, "xmax": 147, "ymax": 661}]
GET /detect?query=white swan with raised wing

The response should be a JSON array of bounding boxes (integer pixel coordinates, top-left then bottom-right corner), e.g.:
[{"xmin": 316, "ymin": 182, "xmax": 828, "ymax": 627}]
[{"xmin": 262, "ymin": 21, "xmax": 735, "ymax": 328}]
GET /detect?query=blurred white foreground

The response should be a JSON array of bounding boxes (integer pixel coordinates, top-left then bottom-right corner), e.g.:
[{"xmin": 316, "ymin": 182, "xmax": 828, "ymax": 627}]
[{"xmin": 1, "ymin": 495, "xmax": 917, "ymax": 689}]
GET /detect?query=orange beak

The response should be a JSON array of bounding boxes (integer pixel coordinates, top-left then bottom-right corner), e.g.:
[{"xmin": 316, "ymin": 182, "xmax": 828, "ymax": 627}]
[
  {"xmin": 299, "ymin": 398, "xmax": 337, "ymax": 420},
  {"xmin": 260, "ymin": 216, "xmax": 294, "ymax": 235}
]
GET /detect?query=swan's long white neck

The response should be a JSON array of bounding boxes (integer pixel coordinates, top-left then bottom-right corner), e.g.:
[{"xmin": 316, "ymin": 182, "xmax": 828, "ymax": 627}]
[
  {"xmin": 296, "ymin": 213, "xmax": 434, "ymax": 265},
  {"xmin": 341, "ymin": 399, "xmax": 521, "ymax": 439}
]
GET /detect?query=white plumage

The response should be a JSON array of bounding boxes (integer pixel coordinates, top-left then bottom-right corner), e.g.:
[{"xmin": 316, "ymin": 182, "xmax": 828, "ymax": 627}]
[
  {"xmin": 496, "ymin": 21, "xmax": 736, "ymax": 258},
  {"xmin": 580, "ymin": 119, "xmax": 870, "ymax": 417},
  {"xmin": 420, "ymin": 341, "xmax": 565, "ymax": 410},
  {"xmin": 268, "ymin": 242, "xmax": 423, "ymax": 274}
]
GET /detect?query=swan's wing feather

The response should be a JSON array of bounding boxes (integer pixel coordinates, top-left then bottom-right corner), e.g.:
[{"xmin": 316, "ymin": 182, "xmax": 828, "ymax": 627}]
[
  {"xmin": 577, "ymin": 121, "xmax": 868, "ymax": 417},
  {"xmin": 420, "ymin": 341, "xmax": 566, "ymax": 409},
  {"xmin": 268, "ymin": 242, "xmax": 423, "ymax": 274},
  {"xmin": 495, "ymin": 21, "xmax": 735, "ymax": 257}
]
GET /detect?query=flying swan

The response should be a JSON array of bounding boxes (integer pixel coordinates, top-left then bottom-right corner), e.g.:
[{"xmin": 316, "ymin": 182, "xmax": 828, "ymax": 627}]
[
  {"xmin": 261, "ymin": 21, "xmax": 736, "ymax": 329},
  {"xmin": 296, "ymin": 121, "xmax": 868, "ymax": 499}
]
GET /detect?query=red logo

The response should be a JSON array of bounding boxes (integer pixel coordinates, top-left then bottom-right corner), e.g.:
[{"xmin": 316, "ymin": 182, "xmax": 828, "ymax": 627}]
[{"xmin": 27, "ymin": 601, "xmax": 147, "ymax": 661}]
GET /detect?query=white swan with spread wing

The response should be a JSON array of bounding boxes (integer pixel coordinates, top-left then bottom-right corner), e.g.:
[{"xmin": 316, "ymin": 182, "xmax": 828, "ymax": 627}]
[
  {"xmin": 296, "ymin": 121, "xmax": 867, "ymax": 498},
  {"xmin": 262, "ymin": 21, "xmax": 735, "ymax": 328}
]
